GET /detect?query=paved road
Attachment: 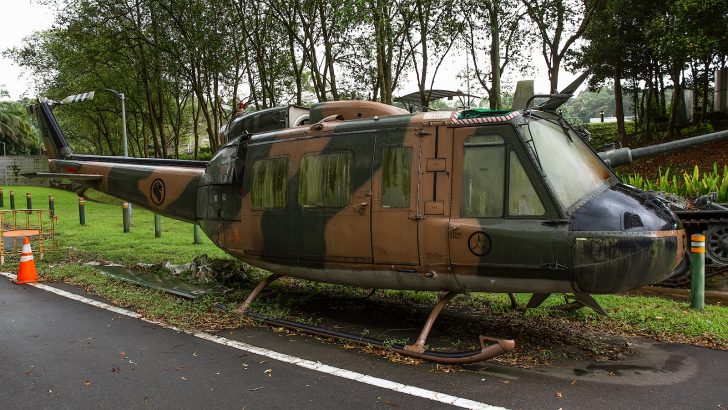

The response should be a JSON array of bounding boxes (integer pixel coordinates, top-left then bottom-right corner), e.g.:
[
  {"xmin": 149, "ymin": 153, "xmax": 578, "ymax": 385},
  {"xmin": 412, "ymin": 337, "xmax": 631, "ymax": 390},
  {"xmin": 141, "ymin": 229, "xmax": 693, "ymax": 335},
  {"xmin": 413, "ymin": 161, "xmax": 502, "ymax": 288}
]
[{"xmin": 1, "ymin": 276, "xmax": 727, "ymax": 409}]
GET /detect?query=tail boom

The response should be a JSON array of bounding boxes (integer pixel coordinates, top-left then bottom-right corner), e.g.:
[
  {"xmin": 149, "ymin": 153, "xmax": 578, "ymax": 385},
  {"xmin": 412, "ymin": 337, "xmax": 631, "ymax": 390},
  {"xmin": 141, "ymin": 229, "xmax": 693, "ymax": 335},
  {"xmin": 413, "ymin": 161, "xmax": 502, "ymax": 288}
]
[
  {"xmin": 34, "ymin": 100, "xmax": 205, "ymax": 223},
  {"xmin": 50, "ymin": 158, "xmax": 202, "ymax": 223}
]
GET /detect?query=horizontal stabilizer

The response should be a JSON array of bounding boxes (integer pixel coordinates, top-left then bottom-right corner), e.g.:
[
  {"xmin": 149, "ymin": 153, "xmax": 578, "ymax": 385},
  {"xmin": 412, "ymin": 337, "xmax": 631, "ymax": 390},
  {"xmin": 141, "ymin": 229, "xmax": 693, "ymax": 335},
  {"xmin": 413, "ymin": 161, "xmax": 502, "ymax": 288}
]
[{"xmin": 22, "ymin": 172, "xmax": 103, "ymax": 181}]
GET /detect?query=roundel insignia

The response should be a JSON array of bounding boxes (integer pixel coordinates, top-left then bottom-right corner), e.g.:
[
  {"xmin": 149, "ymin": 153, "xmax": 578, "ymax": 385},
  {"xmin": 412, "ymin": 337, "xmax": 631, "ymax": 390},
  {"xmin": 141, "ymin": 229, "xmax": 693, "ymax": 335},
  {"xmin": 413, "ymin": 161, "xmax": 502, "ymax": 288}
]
[
  {"xmin": 150, "ymin": 178, "xmax": 166, "ymax": 206},
  {"xmin": 468, "ymin": 231, "xmax": 491, "ymax": 257}
]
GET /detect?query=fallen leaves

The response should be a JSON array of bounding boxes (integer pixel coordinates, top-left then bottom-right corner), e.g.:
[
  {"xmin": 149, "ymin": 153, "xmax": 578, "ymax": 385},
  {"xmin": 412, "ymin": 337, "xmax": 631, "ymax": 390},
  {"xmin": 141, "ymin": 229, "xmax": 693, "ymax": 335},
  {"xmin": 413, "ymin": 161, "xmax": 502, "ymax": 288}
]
[
  {"xmin": 264, "ymin": 369, "xmax": 273, "ymax": 377},
  {"xmin": 83, "ymin": 380, "xmax": 91, "ymax": 386},
  {"xmin": 554, "ymin": 392, "xmax": 563, "ymax": 399},
  {"xmin": 432, "ymin": 364, "xmax": 457, "ymax": 373}
]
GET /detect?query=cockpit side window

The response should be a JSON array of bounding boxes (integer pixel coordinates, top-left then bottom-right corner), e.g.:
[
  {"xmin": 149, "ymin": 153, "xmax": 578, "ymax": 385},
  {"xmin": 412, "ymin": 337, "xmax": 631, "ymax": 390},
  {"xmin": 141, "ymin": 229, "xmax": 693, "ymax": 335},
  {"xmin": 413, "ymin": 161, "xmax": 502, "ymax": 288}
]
[
  {"xmin": 508, "ymin": 151, "xmax": 545, "ymax": 216},
  {"xmin": 462, "ymin": 135, "xmax": 505, "ymax": 217}
]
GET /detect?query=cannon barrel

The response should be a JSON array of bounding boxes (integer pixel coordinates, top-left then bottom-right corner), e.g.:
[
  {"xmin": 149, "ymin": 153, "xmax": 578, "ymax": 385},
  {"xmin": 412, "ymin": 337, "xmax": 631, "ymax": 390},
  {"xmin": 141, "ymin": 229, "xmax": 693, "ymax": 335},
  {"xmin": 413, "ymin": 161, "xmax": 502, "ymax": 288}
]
[{"xmin": 598, "ymin": 129, "xmax": 728, "ymax": 167}]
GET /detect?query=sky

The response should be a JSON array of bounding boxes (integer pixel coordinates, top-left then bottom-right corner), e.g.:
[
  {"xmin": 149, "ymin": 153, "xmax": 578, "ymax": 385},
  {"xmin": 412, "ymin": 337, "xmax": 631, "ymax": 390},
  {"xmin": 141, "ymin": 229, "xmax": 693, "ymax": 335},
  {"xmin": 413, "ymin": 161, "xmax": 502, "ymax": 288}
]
[
  {"xmin": 0, "ymin": 1, "xmax": 575, "ymax": 102},
  {"xmin": 0, "ymin": 0, "xmax": 56, "ymax": 100}
]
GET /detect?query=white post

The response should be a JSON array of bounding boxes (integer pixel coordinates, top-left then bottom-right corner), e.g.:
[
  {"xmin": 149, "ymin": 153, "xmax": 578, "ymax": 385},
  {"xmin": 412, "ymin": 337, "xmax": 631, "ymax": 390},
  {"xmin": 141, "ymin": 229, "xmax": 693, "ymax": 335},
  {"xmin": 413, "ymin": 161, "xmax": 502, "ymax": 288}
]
[{"xmin": 120, "ymin": 92, "xmax": 128, "ymax": 157}]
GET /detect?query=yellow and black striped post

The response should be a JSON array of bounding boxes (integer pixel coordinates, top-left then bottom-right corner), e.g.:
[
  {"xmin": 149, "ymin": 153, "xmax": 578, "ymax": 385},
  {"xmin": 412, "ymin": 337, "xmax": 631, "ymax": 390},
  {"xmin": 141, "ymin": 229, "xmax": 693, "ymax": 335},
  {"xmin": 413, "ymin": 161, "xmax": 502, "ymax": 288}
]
[
  {"xmin": 690, "ymin": 234, "xmax": 705, "ymax": 310},
  {"xmin": 78, "ymin": 197, "xmax": 86, "ymax": 225}
]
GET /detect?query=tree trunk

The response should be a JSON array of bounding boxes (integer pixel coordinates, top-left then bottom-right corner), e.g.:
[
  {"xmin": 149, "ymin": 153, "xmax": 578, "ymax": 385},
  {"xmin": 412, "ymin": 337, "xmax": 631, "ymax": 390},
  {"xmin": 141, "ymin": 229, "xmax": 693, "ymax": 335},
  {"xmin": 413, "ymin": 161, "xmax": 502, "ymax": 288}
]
[
  {"xmin": 614, "ymin": 64, "xmax": 626, "ymax": 141},
  {"xmin": 488, "ymin": 3, "xmax": 501, "ymax": 109},
  {"xmin": 701, "ymin": 58, "xmax": 711, "ymax": 124},
  {"xmin": 667, "ymin": 65, "xmax": 682, "ymax": 138},
  {"xmin": 192, "ymin": 96, "xmax": 200, "ymax": 160}
]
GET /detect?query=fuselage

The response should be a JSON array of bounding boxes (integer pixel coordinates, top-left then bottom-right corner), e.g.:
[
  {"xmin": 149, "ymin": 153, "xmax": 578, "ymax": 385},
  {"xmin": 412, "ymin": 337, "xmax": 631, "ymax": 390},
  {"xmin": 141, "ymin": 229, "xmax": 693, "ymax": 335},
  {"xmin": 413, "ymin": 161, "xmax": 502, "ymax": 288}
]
[{"xmin": 38, "ymin": 100, "xmax": 685, "ymax": 295}]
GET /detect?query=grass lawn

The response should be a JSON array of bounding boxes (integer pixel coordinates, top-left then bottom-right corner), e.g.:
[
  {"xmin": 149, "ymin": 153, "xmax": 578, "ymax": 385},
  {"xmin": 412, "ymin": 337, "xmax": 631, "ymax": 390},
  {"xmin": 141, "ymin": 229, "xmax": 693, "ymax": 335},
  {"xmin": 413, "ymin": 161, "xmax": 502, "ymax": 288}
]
[{"xmin": 2, "ymin": 185, "xmax": 727, "ymax": 366}]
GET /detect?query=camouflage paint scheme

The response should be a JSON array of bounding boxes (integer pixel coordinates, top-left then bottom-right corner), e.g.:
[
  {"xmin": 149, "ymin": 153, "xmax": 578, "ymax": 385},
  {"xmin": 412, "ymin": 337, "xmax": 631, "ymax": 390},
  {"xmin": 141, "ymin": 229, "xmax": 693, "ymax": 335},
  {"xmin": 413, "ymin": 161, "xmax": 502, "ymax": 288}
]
[{"xmin": 35, "ymin": 100, "xmax": 685, "ymax": 295}]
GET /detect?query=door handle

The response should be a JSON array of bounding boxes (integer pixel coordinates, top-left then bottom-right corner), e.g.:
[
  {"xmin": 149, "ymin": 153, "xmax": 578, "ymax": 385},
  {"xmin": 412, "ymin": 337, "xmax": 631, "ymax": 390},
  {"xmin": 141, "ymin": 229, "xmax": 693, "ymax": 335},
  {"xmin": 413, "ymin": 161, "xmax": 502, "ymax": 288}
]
[{"xmin": 357, "ymin": 202, "xmax": 369, "ymax": 215}]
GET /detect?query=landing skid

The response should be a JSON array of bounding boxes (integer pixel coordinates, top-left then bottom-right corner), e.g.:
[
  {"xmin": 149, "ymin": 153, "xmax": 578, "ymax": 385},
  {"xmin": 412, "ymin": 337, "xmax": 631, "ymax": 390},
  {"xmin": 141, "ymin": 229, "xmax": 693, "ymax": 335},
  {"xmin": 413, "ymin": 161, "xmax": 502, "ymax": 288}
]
[
  {"xmin": 526, "ymin": 292, "xmax": 607, "ymax": 316},
  {"xmin": 237, "ymin": 275, "xmax": 516, "ymax": 364}
]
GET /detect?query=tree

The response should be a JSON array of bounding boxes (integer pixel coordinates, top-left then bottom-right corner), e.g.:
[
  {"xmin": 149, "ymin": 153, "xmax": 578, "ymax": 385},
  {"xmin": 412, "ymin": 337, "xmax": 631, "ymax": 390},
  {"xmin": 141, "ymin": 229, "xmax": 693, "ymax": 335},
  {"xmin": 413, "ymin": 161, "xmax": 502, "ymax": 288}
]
[
  {"xmin": 523, "ymin": 0, "xmax": 601, "ymax": 93},
  {"xmin": 0, "ymin": 91, "xmax": 41, "ymax": 155},
  {"xmin": 462, "ymin": 0, "xmax": 530, "ymax": 109},
  {"xmin": 367, "ymin": 0, "xmax": 415, "ymax": 104},
  {"xmin": 578, "ymin": 0, "xmax": 648, "ymax": 140},
  {"xmin": 407, "ymin": 0, "xmax": 463, "ymax": 109}
]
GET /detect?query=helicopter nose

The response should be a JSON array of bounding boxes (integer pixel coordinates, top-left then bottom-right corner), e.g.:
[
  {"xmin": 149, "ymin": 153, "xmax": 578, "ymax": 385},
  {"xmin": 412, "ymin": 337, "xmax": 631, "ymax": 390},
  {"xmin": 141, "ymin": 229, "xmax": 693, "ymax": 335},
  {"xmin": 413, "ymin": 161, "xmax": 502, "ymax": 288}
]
[{"xmin": 568, "ymin": 184, "xmax": 686, "ymax": 293}]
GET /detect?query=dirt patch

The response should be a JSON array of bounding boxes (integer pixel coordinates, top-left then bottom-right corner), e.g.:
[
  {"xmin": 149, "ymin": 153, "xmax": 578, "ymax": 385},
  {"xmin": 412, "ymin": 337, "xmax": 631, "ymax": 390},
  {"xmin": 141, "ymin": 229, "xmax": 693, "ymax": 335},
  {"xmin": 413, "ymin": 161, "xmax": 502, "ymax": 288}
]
[{"xmin": 620, "ymin": 140, "xmax": 728, "ymax": 179}]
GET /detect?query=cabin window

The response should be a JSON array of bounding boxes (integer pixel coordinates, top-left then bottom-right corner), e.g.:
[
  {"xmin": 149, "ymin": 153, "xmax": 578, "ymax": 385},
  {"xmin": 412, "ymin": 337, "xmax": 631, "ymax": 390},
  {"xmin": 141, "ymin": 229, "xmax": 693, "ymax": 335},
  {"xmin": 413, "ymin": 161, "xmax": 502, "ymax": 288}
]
[
  {"xmin": 298, "ymin": 152, "xmax": 352, "ymax": 208},
  {"xmin": 508, "ymin": 151, "xmax": 544, "ymax": 215},
  {"xmin": 251, "ymin": 157, "xmax": 289, "ymax": 209},
  {"xmin": 461, "ymin": 135, "xmax": 505, "ymax": 217},
  {"xmin": 381, "ymin": 146, "xmax": 412, "ymax": 208},
  {"xmin": 256, "ymin": 109, "xmax": 285, "ymax": 133}
]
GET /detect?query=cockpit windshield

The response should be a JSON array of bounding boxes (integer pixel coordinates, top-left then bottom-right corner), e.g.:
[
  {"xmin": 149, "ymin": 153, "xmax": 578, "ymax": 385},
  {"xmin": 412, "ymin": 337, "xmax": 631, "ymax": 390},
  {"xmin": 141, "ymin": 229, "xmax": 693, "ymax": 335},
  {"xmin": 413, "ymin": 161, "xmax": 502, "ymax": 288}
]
[{"xmin": 522, "ymin": 117, "xmax": 612, "ymax": 210}]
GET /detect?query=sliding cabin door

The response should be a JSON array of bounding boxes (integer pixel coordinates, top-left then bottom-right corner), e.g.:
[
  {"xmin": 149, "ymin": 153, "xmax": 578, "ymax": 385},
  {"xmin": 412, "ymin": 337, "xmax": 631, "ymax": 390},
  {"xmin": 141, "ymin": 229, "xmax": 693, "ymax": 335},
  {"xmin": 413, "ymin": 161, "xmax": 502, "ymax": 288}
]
[
  {"xmin": 371, "ymin": 132, "xmax": 420, "ymax": 266},
  {"xmin": 241, "ymin": 131, "xmax": 374, "ymax": 265}
]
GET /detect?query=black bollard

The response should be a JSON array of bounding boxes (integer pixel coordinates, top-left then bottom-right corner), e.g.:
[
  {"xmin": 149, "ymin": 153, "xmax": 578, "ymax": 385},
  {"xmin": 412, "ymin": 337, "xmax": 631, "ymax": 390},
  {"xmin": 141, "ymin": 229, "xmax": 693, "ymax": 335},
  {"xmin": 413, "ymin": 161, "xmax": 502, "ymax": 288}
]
[
  {"xmin": 9, "ymin": 191, "xmax": 15, "ymax": 210},
  {"xmin": 49, "ymin": 195, "xmax": 55, "ymax": 218},
  {"xmin": 26, "ymin": 192, "xmax": 32, "ymax": 209},
  {"xmin": 78, "ymin": 197, "xmax": 86, "ymax": 225},
  {"xmin": 0, "ymin": 188, "xmax": 4, "ymax": 207}
]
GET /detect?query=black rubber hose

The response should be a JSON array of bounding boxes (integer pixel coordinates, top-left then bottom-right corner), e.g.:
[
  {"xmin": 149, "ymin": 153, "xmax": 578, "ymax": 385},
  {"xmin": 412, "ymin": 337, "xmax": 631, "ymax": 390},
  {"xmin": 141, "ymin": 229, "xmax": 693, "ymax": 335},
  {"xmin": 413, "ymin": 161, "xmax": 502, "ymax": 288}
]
[{"xmin": 245, "ymin": 312, "xmax": 484, "ymax": 359}]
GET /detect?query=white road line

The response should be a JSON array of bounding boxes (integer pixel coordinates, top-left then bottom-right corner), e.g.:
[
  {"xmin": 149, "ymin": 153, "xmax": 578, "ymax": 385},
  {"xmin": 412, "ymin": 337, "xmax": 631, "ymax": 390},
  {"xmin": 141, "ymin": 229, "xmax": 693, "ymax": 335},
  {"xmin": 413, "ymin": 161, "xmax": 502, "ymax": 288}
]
[{"xmin": 1, "ymin": 272, "xmax": 506, "ymax": 410}]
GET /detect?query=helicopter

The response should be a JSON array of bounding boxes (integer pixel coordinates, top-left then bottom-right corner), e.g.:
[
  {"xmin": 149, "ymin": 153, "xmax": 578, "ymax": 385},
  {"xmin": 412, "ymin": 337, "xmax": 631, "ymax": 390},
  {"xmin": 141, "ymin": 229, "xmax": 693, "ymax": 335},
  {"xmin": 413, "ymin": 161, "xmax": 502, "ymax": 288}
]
[{"xmin": 28, "ymin": 88, "xmax": 689, "ymax": 364}]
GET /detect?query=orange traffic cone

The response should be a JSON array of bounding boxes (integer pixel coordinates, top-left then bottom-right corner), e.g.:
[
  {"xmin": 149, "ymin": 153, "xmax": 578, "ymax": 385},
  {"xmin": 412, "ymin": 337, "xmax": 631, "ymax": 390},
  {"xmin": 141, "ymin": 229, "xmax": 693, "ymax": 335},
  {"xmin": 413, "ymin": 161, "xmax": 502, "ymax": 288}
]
[{"xmin": 16, "ymin": 237, "xmax": 39, "ymax": 284}]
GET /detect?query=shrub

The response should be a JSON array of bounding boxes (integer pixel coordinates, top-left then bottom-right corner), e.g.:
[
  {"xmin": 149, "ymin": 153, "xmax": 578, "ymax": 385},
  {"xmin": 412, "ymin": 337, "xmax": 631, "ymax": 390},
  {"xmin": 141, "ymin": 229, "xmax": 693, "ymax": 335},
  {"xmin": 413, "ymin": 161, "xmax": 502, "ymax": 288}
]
[
  {"xmin": 622, "ymin": 163, "xmax": 728, "ymax": 201},
  {"xmin": 585, "ymin": 121, "xmax": 638, "ymax": 151}
]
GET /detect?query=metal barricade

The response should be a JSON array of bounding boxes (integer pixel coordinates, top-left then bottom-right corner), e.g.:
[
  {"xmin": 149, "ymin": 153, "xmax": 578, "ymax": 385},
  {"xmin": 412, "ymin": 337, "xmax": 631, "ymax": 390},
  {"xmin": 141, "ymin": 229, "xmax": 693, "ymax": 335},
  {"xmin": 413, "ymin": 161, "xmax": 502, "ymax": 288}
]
[{"xmin": 0, "ymin": 209, "xmax": 57, "ymax": 264}]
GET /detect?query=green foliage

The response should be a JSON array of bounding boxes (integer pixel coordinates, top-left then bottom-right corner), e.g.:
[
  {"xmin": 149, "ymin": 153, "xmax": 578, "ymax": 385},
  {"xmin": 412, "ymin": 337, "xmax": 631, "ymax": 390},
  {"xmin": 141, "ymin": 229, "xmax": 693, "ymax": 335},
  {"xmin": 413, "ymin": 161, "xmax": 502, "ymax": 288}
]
[
  {"xmin": 584, "ymin": 121, "xmax": 638, "ymax": 150},
  {"xmin": 561, "ymin": 86, "xmax": 635, "ymax": 124},
  {"xmin": 623, "ymin": 163, "xmax": 728, "ymax": 201},
  {"xmin": 5, "ymin": 185, "xmax": 229, "ymax": 265},
  {"xmin": 0, "ymin": 99, "xmax": 41, "ymax": 154}
]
